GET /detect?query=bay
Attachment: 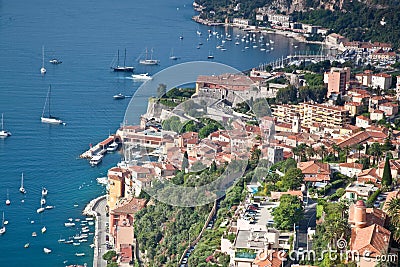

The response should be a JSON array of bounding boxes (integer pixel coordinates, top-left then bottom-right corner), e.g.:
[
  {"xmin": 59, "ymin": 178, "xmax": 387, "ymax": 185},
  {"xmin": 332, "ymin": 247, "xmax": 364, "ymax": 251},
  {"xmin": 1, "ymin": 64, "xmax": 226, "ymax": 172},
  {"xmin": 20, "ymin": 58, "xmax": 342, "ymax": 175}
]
[{"xmin": 0, "ymin": 0, "xmax": 320, "ymax": 266}]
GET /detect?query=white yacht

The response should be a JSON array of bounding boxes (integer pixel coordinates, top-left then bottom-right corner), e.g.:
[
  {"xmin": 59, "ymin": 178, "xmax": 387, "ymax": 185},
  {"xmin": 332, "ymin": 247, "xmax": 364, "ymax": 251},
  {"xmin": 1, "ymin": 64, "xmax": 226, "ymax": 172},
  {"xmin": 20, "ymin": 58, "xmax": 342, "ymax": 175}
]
[
  {"xmin": 131, "ymin": 73, "xmax": 152, "ymax": 81},
  {"xmin": 89, "ymin": 154, "xmax": 103, "ymax": 166},
  {"xmin": 41, "ymin": 85, "xmax": 65, "ymax": 125},
  {"xmin": 0, "ymin": 113, "xmax": 11, "ymax": 137},
  {"xmin": 106, "ymin": 142, "xmax": 119, "ymax": 152},
  {"xmin": 139, "ymin": 48, "xmax": 159, "ymax": 65},
  {"xmin": 43, "ymin": 248, "xmax": 51, "ymax": 254}
]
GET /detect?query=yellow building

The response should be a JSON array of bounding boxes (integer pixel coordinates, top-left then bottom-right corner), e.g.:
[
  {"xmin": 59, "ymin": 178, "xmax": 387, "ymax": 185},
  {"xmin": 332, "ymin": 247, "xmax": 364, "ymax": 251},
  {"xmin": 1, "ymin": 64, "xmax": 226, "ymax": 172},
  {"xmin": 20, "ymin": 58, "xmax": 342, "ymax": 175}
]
[{"xmin": 107, "ymin": 167, "xmax": 130, "ymax": 211}]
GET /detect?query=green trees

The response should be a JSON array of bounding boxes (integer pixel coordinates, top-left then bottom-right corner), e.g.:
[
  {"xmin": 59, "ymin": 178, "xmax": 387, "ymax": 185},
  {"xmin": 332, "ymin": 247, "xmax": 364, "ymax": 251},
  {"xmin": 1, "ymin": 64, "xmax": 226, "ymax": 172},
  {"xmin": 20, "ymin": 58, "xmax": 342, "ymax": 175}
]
[
  {"xmin": 271, "ymin": 194, "xmax": 303, "ymax": 230},
  {"xmin": 102, "ymin": 250, "xmax": 117, "ymax": 265},
  {"xmin": 281, "ymin": 168, "xmax": 304, "ymax": 190},
  {"xmin": 386, "ymin": 197, "xmax": 400, "ymax": 242},
  {"xmin": 182, "ymin": 151, "xmax": 189, "ymax": 171},
  {"xmin": 382, "ymin": 155, "xmax": 393, "ymax": 187},
  {"xmin": 276, "ymin": 85, "xmax": 298, "ymax": 104}
]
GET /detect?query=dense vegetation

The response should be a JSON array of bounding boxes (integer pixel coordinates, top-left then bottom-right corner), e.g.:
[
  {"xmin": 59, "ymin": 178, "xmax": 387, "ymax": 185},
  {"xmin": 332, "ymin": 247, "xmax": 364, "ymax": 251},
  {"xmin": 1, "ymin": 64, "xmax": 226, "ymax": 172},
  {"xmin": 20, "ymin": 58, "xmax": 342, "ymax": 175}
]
[
  {"xmin": 197, "ymin": 0, "xmax": 400, "ymax": 48},
  {"xmin": 293, "ymin": 1, "xmax": 400, "ymax": 48}
]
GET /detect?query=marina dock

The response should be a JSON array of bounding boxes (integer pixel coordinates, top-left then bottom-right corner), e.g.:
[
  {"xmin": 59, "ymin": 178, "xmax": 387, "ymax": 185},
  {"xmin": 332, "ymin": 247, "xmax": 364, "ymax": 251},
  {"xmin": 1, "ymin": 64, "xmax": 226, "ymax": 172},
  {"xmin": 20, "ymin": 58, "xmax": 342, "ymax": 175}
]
[{"xmin": 80, "ymin": 135, "xmax": 119, "ymax": 159}]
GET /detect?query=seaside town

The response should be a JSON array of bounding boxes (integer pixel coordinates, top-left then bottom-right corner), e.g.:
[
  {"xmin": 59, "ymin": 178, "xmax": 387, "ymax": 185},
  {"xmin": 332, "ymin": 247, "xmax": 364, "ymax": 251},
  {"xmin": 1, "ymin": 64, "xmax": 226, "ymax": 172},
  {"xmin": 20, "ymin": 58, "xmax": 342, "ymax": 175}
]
[{"xmin": 70, "ymin": 2, "xmax": 400, "ymax": 267}]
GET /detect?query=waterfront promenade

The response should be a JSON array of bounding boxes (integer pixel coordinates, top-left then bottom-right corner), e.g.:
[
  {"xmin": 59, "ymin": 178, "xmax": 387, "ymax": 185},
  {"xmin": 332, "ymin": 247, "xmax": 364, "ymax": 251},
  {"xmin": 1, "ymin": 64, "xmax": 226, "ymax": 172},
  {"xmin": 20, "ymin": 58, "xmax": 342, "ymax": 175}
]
[{"xmin": 83, "ymin": 195, "xmax": 108, "ymax": 267}]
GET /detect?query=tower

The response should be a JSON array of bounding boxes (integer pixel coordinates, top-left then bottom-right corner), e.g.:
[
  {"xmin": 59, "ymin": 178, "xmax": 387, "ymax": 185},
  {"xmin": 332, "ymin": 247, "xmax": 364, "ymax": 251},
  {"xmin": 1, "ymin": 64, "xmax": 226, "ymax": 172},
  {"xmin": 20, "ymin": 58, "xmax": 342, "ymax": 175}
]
[
  {"xmin": 354, "ymin": 200, "xmax": 367, "ymax": 228},
  {"xmin": 396, "ymin": 75, "xmax": 400, "ymax": 101},
  {"xmin": 292, "ymin": 113, "xmax": 301, "ymax": 133}
]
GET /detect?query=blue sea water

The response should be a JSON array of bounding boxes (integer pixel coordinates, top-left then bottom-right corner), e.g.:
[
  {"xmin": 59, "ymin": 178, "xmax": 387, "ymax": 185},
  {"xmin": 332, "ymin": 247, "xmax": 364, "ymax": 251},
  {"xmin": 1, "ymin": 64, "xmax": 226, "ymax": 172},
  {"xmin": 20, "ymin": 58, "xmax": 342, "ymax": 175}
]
[{"xmin": 0, "ymin": 0, "xmax": 320, "ymax": 266}]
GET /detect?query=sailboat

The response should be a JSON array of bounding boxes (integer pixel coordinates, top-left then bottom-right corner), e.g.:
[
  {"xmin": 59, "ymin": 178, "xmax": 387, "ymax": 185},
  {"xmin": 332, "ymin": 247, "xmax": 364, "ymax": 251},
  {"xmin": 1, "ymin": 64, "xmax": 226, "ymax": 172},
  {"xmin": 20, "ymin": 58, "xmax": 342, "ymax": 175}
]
[
  {"xmin": 19, "ymin": 173, "xmax": 26, "ymax": 194},
  {"xmin": 111, "ymin": 49, "xmax": 134, "ymax": 72},
  {"xmin": 41, "ymin": 85, "xmax": 65, "ymax": 125},
  {"xmin": 207, "ymin": 51, "xmax": 214, "ymax": 59},
  {"xmin": 0, "ymin": 212, "xmax": 5, "ymax": 235},
  {"xmin": 169, "ymin": 48, "xmax": 178, "ymax": 60},
  {"xmin": 40, "ymin": 46, "xmax": 46, "ymax": 74},
  {"xmin": 139, "ymin": 48, "xmax": 160, "ymax": 65},
  {"xmin": 0, "ymin": 113, "xmax": 11, "ymax": 137},
  {"xmin": 5, "ymin": 190, "xmax": 10, "ymax": 206}
]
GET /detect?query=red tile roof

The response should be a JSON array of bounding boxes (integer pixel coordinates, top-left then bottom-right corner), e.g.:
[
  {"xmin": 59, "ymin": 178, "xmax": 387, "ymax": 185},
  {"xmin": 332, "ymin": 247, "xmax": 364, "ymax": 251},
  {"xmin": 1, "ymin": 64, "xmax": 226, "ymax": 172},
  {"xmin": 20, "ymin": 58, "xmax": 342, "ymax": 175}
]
[
  {"xmin": 111, "ymin": 198, "xmax": 147, "ymax": 215},
  {"xmin": 350, "ymin": 224, "xmax": 390, "ymax": 258}
]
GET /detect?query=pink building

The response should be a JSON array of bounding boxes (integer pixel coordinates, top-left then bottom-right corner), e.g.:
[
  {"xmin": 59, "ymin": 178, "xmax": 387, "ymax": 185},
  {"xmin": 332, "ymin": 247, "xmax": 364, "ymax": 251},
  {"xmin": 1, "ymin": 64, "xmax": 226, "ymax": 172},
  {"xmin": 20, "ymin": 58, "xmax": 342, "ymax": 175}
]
[{"xmin": 324, "ymin": 67, "xmax": 351, "ymax": 97}]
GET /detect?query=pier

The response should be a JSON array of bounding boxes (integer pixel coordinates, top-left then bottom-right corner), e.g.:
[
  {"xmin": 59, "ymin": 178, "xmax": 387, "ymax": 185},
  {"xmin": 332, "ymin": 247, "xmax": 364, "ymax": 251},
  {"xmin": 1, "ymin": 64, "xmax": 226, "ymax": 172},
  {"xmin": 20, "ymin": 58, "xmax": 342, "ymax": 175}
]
[{"xmin": 80, "ymin": 135, "xmax": 118, "ymax": 159}]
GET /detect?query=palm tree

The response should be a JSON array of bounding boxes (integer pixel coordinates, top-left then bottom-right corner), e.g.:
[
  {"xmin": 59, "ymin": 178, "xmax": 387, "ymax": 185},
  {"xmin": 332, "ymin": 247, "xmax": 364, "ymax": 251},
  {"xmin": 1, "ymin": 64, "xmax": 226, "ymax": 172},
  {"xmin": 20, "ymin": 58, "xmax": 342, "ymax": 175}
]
[
  {"xmin": 354, "ymin": 143, "xmax": 364, "ymax": 161},
  {"xmin": 369, "ymin": 142, "xmax": 382, "ymax": 165},
  {"xmin": 343, "ymin": 145, "xmax": 351, "ymax": 163},
  {"xmin": 387, "ymin": 197, "xmax": 400, "ymax": 225},
  {"xmin": 387, "ymin": 197, "xmax": 400, "ymax": 242},
  {"xmin": 320, "ymin": 145, "xmax": 327, "ymax": 160},
  {"xmin": 306, "ymin": 146, "xmax": 315, "ymax": 161},
  {"xmin": 332, "ymin": 144, "xmax": 341, "ymax": 162}
]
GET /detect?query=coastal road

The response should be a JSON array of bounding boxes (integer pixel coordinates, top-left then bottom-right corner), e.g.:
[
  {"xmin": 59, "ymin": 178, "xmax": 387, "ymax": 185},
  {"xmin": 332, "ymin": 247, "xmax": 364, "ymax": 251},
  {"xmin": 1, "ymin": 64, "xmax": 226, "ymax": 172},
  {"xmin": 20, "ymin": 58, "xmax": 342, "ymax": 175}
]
[{"xmin": 93, "ymin": 197, "xmax": 108, "ymax": 267}]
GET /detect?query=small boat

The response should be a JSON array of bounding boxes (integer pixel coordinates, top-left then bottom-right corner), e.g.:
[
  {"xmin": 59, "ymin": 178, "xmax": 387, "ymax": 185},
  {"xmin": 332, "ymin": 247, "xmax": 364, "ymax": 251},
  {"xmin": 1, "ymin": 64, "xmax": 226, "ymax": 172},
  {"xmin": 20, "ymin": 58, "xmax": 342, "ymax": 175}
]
[
  {"xmin": 0, "ymin": 113, "xmax": 11, "ymax": 137},
  {"xmin": 79, "ymin": 239, "xmax": 88, "ymax": 242},
  {"xmin": 30, "ymin": 220, "xmax": 35, "ymax": 224},
  {"xmin": 24, "ymin": 243, "xmax": 30, "ymax": 248},
  {"xmin": 207, "ymin": 51, "xmax": 214, "ymax": 59},
  {"xmin": 41, "ymin": 226, "xmax": 47, "ymax": 233},
  {"xmin": 42, "ymin": 187, "xmax": 48, "ymax": 197},
  {"xmin": 73, "ymin": 242, "xmax": 81, "ymax": 246},
  {"xmin": 45, "ymin": 205, "xmax": 54, "ymax": 210},
  {"xmin": 106, "ymin": 142, "xmax": 118, "ymax": 152},
  {"xmin": 19, "ymin": 173, "xmax": 26, "ymax": 194},
  {"xmin": 89, "ymin": 154, "xmax": 103, "ymax": 166},
  {"xmin": 87, "ymin": 221, "xmax": 94, "ymax": 226},
  {"xmin": 37, "ymin": 206, "xmax": 45, "ymax": 213},
  {"xmin": 43, "ymin": 248, "xmax": 51, "ymax": 254},
  {"xmin": 41, "ymin": 198, "xmax": 46, "ymax": 205},
  {"xmin": 58, "ymin": 238, "xmax": 66, "ymax": 243},
  {"xmin": 96, "ymin": 177, "xmax": 108, "ymax": 185},
  {"xmin": 90, "ymin": 244, "xmax": 95, "ymax": 248},
  {"xmin": 40, "ymin": 46, "xmax": 46, "ymax": 75},
  {"xmin": 64, "ymin": 240, "xmax": 73, "ymax": 244},
  {"xmin": 131, "ymin": 73, "xmax": 152, "ymax": 81},
  {"xmin": 32, "ymin": 232, "xmax": 37, "ymax": 237},
  {"xmin": 169, "ymin": 48, "xmax": 178, "ymax": 60},
  {"xmin": 139, "ymin": 48, "xmax": 159, "ymax": 65},
  {"xmin": 49, "ymin": 58, "xmax": 62, "ymax": 64},
  {"xmin": 75, "ymin": 253, "xmax": 85, "ymax": 257},
  {"xmin": 5, "ymin": 189, "xmax": 10, "ymax": 206},
  {"xmin": 64, "ymin": 222, "xmax": 75, "ymax": 227},
  {"xmin": 111, "ymin": 49, "xmax": 134, "ymax": 72},
  {"xmin": 3, "ymin": 220, "xmax": 8, "ymax": 225},
  {"xmin": 113, "ymin": 93, "xmax": 125, "ymax": 100},
  {"xmin": 0, "ymin": 212, "xmax": 6, "ymax": 235},
  {"xmin": 41, "ymin": 85, "xmax": 65, "ymax": 125}
]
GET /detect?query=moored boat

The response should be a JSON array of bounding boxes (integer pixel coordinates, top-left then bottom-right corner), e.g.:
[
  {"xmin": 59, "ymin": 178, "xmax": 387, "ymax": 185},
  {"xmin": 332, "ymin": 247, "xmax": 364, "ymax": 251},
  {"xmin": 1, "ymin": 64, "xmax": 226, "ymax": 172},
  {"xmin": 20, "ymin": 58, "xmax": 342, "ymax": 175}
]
[
  {"xmin": 49, "ymin": 58, "xmax": 62, "ymax": 64},
  {"xmin": 106, "ymin": 141, "xmax": 119, "ymax": 152},
  {"xmin": 42, "ymin": 187, "xmax": 48, "ymax": 197},
  {"xmin": 89, "ymin": 154, "xmax": 103, "ymax": 166},
  {"xmin": 139, "ymin": 48, "xmax": 159, "ymax": 65},
  {"xmin": 43, "ymin": 247, "xmax": 51, "ymax": 254},
  {"xmin": 41, "ymin": 226, "xmax": 46, "ymax": 233},
  {"xmin": 41, "ymin": 85, "xmax": 65, "ymax": 125},
  {"xmin": 75, "ymin": 253, "xmax": 85, "ymax": 257}
]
